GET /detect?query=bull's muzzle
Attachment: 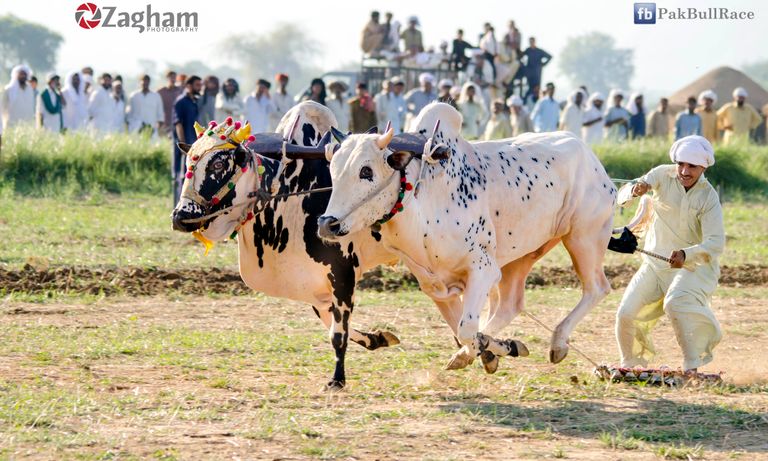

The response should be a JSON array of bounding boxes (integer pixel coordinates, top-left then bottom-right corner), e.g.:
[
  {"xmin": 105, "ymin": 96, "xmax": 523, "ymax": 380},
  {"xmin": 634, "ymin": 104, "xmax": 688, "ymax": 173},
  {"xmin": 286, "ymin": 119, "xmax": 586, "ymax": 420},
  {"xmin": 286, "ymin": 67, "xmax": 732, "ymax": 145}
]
[
  {"xmin": 171, "ymin": 209, "xmax": 203, "ymax": 233},
  {"xmin": 317, "ymin": 215, "xmax": 347, "ymax": 240}
]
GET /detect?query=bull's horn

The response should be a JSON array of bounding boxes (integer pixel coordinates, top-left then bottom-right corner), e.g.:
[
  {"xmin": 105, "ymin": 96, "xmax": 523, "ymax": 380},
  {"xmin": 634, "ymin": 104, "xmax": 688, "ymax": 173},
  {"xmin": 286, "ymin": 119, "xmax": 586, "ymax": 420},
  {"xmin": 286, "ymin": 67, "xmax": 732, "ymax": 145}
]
[
  {"xmin": 376, "ymin": 127, "xmax": 394, "ymax": 150},
  {"xmin": 193, "ymin": 121, "xmax": 205, "ymax": 137},
  {"xmin": 330, "ymin": 126, "xmax": 348, "ymax": 143}
]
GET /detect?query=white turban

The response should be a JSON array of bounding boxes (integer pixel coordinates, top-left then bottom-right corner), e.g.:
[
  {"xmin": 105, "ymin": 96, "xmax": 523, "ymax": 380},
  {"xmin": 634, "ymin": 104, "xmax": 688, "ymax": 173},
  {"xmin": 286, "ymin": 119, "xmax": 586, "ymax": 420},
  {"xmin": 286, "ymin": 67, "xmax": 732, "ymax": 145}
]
[
  {"xmin": 587, "ymin": 91, "xmax": 604, "ymax": 107},
  {"xmin": 506, "ymin": 95, "xmax": 523, "ymax": 107},
  {"xmin": 4, "ymin": 64, "xmax": 33, "ymax": 104},
  {"xmin": 418, "ymin": 72, "xmax": 435, "ymax": 85},
  {"xmin": 669, "ymin": 135, "xmax": 715, "ymax": 168},
  {"xmin": 608, "ymin": 89, "xmax": 624, "ymax": 101},
  {"xmin": 733, "ymin": 87, "xmax": 748, "ymax": 98},
  {"xmin": 438, "ymin": 78, "xmax": 454, "ymax": 88},
  {"xmin": 698, "ymin": 89, "xmax": 717, "ymax": 104},
  {"xmin": 625, "ymin": 92, "xmax": 643, "ymax": 115}
]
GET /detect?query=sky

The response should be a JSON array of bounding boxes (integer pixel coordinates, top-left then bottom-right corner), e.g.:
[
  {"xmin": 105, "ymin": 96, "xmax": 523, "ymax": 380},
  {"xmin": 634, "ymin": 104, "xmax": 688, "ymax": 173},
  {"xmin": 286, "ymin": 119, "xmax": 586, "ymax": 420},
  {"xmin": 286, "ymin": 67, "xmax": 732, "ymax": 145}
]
[{"xmin": 2, "ymin": 0, "xmax": 767, "ymax": 96}]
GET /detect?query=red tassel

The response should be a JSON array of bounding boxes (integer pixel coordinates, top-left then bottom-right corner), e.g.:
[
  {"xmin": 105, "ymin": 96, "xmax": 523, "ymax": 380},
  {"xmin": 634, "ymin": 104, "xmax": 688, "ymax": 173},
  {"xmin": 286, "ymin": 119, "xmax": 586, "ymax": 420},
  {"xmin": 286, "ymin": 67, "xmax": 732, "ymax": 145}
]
[
  {"xmin": 225, "ymin": 116, "xmax": 233, "ymax": 126},
  {"xmin": 211, "ymin": 197, "xmax": 220, "ymax": 205},
  {"xmin": 247, "ymin": 135, "xmax": 256, "ymax": 142},
  {"xmin": 404, "ymin": 183, "xmax": 413, "ymax": 191}
]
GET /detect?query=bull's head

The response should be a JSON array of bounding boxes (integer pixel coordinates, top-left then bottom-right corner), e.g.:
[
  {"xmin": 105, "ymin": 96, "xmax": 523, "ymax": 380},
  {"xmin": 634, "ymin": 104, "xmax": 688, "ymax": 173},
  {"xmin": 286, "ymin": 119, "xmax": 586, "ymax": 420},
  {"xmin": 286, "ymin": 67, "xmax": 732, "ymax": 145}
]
[
  {"xmin": 171, "ymin": 118, "xmax": 260, "ymax": 242},
  {"xmin": 318, "ymin": 123, "xmax": 451, "ymax": 241}
]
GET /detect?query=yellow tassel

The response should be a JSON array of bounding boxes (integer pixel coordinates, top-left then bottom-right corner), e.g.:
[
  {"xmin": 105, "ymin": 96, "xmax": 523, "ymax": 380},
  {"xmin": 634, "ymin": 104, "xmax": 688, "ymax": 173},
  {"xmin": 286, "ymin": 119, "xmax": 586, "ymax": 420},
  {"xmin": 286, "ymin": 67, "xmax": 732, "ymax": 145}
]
[
  {"xmin": 193, "ymin": 121, "xmax": 205, "ymax": 138},
  {"xmin": 192, "ymin": 230, "xmax": 215, "ymax": 256},
  {"xmin": 231, "ymin": 122, "xmax": 251, "ymax": 144}
]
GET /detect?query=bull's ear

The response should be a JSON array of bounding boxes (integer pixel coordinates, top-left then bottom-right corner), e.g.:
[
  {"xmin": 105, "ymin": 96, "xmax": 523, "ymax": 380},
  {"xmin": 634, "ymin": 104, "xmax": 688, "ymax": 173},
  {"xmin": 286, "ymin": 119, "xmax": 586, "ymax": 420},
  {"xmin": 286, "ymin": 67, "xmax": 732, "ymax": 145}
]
[
  {"xmin": 177, "ymin": 142, "xmax": 192, "ymax": 154},
  {"xmin": 386, "ymin": 151, "xmax": 413, "ymax": 170}
]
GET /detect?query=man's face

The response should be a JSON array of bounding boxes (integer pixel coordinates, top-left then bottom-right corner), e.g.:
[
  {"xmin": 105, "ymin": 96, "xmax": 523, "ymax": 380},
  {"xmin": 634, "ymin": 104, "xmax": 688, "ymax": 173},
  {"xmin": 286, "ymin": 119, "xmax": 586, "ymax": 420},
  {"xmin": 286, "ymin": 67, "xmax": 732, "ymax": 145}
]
[
  {"xmin": 191, "ymin": 80, "xmax": 203, "ymax": 95},
  {"xmin": 393, "ymin": 84, "xmax": 404, "ymax": 95},
  {"xmin": 50, "ymin": 77, "xmax": 60, "ymax": 90},
  {"xmin": 102, "ymin": 76, "xmax": 112, "ymax": 89},
  {"xmin": 372, "ymin": 14, "xmax": 379, "ymax": 24},
  {"xmin": 688, "ymin": 100, "xmax": 697, "ymax": 111},
  {"xmin": 141, "ymin": 77, "xmax": 150, "ymax": 91},
  {"xmin": 17, "ymin": 70, "xmax": 27, "ymax": 85},
  {"xmin": 546, "ymin": 85, "xmax": 555, "ymax": 97},
  {"xmin": 257, "ymin": 83, "xmax": 268, "ymax": 95},
  {"xmin": 278, "ymin": 77, "xmax": 288, "ymax": 88},
  {"xmin": 72, "ymin": 73, "xmax": 81, "ymax": 89},
  {"xmin": 575, "ymin": 92, "xmax": 583, "ymax": 106},
  {"xmin": 594, "ymin": 99, "xmax": 603, "ymax": 110},
  {"xmin": 737, "ymin": 96, "xmax": 745, "ymax": 107},
  {"xmin": 529, "ymin": 38, "xmax": 536, "ymax": 47},
  {"xmin": 423, "ymin": 82, "xmax": 432, "ymax": 92},
  {"xmin": 661, "ymin": 99, "xmax": 668, "ymax": 111},
  {"xmin": 614, "ymin": 95, "xmax": 623, "ymax": 106},
  {"xmin": 704, "ymin": 98, "xmax": 713, "ymax": 110},
  {"xmin": 168, "ymin": 73, "xmax": 177, "ymax": 85},
  {"xmin": 457, "ymin": 31, "xmax": 463, "ymax": 39},
  {"xmin": 206, "ymin": 79, "xmax": 219, "ymax": 92},
  {"xmin": 440, "ymin": 85, "xmax": 451, "ymax": 95},
  {"xmin": 385, "ymin": 13, "xmax": 392, "ymax": 23},
  {"xmin": 114, "ymin": 82, "xmax": 123, "ymax": 94},
  {"xmin": 466, "ymin": 86, "xmax": 476, "ymax": 98},
  {"xmin": 635, "ymin": 96, "xmax": 643, "ymax": 110},
  {"xmin": 676, "ymin": 162, "xmax": 705, "ymax": 189}
]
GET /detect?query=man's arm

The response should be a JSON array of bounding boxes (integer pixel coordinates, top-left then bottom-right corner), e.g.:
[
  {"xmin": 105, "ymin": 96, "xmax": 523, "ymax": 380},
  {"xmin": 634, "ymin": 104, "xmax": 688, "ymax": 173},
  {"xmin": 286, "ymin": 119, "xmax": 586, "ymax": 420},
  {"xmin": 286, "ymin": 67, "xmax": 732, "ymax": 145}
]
[
  {"xmin": 540, "ymin": 49, "xmax": 552, "ymax": 65},
  {"xmin": 681, "ymin": 193, "xmax": 726, "ymax": 263}
]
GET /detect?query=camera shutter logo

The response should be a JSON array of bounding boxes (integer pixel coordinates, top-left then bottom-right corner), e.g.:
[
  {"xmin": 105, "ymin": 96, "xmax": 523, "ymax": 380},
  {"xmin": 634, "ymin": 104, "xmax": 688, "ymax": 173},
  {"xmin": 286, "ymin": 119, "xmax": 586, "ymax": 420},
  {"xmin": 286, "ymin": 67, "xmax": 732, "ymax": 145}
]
[
  {"xmin": 75, "ymin": 3, "xmax": 101, "ymax": 29},
  {"xmin": 634, "ymin": 3, "xmax": 657, "ymax": 24}
]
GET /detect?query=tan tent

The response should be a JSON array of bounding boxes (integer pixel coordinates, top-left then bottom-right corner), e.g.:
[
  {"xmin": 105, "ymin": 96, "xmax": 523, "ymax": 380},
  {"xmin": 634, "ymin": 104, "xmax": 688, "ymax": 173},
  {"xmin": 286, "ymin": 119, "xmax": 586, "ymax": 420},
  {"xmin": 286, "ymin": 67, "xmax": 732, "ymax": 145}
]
[{"xmin": 668, "ymin": 66, "xmax": 768, "ymax": 113}]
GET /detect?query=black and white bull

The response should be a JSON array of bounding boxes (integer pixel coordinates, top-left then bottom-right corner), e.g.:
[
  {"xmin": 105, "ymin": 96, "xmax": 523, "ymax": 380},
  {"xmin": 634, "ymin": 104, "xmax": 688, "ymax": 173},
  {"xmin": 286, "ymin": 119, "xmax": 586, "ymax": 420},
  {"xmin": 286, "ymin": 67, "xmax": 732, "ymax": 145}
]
[
  {"xmin": 319, "ymin": 102, "xmax": 616, "ymax": 370},
  {"xmin": 171, "ymin": 102, "xmax": 399, "ymax": 389}
]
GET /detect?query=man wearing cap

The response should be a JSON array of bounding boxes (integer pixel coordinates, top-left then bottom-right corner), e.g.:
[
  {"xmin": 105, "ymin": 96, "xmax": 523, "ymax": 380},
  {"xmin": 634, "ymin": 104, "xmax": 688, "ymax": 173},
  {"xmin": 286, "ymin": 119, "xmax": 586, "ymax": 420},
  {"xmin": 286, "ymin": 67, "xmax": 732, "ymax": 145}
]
[
  {"xmin": 2, "ymin": 65, "xmax": 35, "ymax": 131},
  {"xmin": 604, "ymin": 89, "xmax": 631, "ymax": 141},
  {"xmin": 327, "ymin": 80, "xmax": 350, "ymax": 133},
  {"xmin": 88, "ymin": 73, "xmax": 115, "ymax": 134},
  {"xmin": 405, "ymin": 72, "xmax": 437, "ymax": 120},
  {"xmin": 507, "ymin": 95, "xmax": 532, "ymax": 136},
  {"xmin": 616, "ymin": 135, "xmax": 724, "ymax": 373},
  {"xmin": 37, "ymin": 73, "xmax": 64, "ymax": 133},
  {"xmin": 581, "ymin": 92, "xmax": 604, "ymax": 145},
  {"xmin": 243, "ymin": 79, "xmax": 275, "ymax": 133},
  {"xmin": 716, "ymin": 87, "xmax": 761, "ymax": 144},
  {"xmin": 400, "ymin": 16, "xmax": 424, "ymax": 54},
  {"xmin": 647, "ymin": 97, "xmax": 672, "ymax": 140},
  {"xmin": 270, "ymin": 73, "xmax": 294, "ymax": 131},
  {"xmin": 696, "ymin": 90, "xmax": 718, "ymax": 144}
]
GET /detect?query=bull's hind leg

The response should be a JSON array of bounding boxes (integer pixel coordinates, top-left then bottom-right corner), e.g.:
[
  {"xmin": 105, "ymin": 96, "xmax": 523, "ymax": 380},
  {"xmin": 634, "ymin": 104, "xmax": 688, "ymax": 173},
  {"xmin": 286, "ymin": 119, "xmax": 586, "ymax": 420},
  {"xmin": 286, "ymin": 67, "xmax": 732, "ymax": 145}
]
[
  {"xmin": 549, "ymin": 223, "xmax": 612, "ymax": 364},
  {"xmin": 312, "ymin": 305, "xmax": 400, "ymax": 350}
]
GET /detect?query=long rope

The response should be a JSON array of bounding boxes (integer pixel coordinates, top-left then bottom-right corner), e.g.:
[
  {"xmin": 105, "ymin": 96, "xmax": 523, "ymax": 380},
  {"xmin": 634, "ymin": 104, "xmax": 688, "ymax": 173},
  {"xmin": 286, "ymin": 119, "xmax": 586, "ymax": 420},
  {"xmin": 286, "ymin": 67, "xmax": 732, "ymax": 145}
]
[{"xmin": 521, "ymin": 311, "xmax": 600, "ymax": 368}]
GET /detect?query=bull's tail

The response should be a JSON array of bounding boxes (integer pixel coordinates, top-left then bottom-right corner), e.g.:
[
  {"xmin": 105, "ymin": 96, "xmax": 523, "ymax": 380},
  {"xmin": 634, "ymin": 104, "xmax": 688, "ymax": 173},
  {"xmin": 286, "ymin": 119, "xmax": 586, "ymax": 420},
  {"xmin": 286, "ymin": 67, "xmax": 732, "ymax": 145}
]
[{"xmin": 612, "ymin": 195, "xmax": 653, "ymax": 237}]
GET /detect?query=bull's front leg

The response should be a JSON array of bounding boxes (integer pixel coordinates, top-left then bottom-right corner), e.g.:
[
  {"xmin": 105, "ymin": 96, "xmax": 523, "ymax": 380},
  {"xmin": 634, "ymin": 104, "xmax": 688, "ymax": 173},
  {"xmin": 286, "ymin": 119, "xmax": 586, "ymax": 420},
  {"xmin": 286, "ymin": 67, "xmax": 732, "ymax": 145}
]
[
  {"xmin": 327, "ymin": 299, "xmax": 352, "ymax": 390},
  {"xmin": 446, "ymin": 263, "xmax": 501, "ymax": 370}
]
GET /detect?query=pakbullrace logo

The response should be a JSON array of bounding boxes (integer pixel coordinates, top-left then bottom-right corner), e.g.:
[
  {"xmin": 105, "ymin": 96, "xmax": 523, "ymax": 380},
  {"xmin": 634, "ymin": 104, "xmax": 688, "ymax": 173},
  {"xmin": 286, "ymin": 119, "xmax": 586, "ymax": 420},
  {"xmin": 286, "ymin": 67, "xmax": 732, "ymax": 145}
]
[
  {"xmin": 73, "ymin": 3, "xmax": 199, "ymax": 33},
  {"xmin": 75, "ymin": 3, "xmax": 101, "ymax": 29}
]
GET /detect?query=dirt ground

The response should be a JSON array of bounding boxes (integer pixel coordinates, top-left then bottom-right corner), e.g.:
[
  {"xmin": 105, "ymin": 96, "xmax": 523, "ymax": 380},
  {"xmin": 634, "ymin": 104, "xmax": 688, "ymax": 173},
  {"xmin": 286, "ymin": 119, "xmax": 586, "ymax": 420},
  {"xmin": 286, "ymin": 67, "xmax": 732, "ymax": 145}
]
[
  {"xmin": 2, "ymin": 263, "xmax": 767, "ymax": 297},
  {"xmin": 1, "ymin": 287, "xmax": 767, "ymax": 460}
]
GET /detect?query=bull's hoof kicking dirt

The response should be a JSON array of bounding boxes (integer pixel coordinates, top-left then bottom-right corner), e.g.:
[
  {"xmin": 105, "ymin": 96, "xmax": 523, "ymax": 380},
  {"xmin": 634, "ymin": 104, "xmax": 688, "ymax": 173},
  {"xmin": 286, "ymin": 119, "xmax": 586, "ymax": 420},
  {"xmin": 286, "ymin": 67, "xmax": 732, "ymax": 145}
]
[
  {"xmin": 549, "ymin": 345, "xmax": 569, "ymax": 364},
  {"xmin": 481, "ymin": 350, "xmax": 499, "ymax": 374},
  {"xmin": 325, "ymin": 380, "xmax": 345, "ymax": 391},
  {"xmin": 445, "ymin": 346, "xmax": 475, "ymax": 370}
]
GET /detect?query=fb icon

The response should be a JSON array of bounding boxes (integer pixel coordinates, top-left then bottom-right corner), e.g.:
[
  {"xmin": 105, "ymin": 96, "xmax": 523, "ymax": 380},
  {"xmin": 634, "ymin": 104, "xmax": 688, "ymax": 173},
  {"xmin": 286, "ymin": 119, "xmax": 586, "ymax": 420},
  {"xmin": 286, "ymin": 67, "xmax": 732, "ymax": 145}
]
[{"xmin": 634, "ymin": 3, "xmax": 656, "ymax": 24}]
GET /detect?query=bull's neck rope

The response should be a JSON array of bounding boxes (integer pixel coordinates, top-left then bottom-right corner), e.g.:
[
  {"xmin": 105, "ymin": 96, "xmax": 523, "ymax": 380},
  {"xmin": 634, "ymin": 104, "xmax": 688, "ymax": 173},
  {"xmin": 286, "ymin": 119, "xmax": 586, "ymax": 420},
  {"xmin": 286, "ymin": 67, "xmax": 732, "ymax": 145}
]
[{"xmin": 375, "ymin": 170, "xmax": 414, "ymax": 225}]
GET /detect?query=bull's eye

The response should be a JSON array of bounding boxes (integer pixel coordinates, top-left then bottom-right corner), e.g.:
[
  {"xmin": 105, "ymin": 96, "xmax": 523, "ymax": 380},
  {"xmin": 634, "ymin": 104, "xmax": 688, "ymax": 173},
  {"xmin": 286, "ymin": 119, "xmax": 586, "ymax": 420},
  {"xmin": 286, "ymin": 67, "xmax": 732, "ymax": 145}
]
[
  {"xmin": 211, "ymin": 160, "xmax": 225, "ymax": 172},
  {"xmin": 359, "ymin": 166, "xmax": 373, "ymax": 181}
]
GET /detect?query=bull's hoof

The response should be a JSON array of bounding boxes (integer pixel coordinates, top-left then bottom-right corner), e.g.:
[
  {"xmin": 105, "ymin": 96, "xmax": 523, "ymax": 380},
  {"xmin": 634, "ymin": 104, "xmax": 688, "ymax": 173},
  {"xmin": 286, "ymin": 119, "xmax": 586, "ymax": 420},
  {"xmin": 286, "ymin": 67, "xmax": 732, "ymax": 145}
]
[
  {"xmin": 445, "ymin": 347, "xmax": 475, "ymax": 370},
  {"xmin": 325, "ymin": 380, "xmax": 346, "ymax": 391},
  {"xmin": 480, "ymin": 350, "xmax": 499, "ymax": 374},
  {"xmin": 378, "ymin": 330, "xmax": 400, "ymax": 347},
  {"xmin": 513, "ymin": 340, "xmax": 530, "ymax": 358},
  {"xmin": 549, "ymin": 345, "xmax": 569, "ymax": 364}
]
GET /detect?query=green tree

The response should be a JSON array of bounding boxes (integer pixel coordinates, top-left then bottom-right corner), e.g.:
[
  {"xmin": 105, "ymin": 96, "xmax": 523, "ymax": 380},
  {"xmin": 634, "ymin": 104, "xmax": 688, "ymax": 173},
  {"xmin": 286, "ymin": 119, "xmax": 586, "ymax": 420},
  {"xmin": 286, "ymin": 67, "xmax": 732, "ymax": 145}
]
[
  {"xmin": 558, "ymin": 32, "xmax": 634, "ymax": 95},
  {"xmin": 0, "ymin": 14, "xmax": 63, "ymax": 81}
]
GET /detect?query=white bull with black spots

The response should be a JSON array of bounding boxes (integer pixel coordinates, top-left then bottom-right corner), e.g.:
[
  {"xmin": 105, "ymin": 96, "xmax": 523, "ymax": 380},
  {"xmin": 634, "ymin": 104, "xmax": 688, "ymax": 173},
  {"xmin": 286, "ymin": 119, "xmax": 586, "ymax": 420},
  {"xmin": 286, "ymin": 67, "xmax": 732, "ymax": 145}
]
[
  {"xmin": 319, "ymin": 102, "xmax": 616, "ymax": 369},
  {"xmin": 171, "ymin": 102, "xmax": 399, "ymax": 389}
]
